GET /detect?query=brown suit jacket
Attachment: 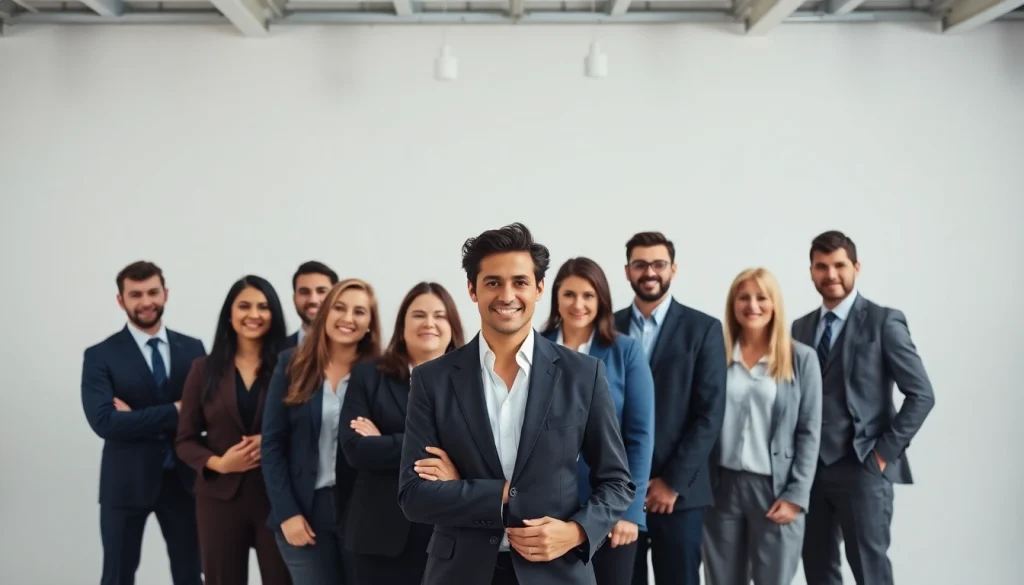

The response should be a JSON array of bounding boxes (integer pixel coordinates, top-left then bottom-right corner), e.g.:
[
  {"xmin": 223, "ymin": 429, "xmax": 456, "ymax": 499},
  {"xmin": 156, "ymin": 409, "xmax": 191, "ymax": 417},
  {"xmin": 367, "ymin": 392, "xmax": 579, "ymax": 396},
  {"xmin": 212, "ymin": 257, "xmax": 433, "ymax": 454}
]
[{"xmin": 175, "ymin": 356, "xmax": 268, "ymax": 500}]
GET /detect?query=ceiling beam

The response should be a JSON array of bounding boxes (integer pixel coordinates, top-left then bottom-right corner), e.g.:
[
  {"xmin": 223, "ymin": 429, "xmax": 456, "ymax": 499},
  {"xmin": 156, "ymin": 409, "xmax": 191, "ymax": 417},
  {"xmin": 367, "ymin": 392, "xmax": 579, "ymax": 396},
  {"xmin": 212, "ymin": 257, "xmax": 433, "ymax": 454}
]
[
  {"xmin": 393, "ymin": 0, "xmax": 413, "ymax": 16},
  {"xmin": 608, "ymin": 0, "xmax": 631, "ymax": 16},
  {"xmin": 210, "ymin": 0, "xmax": 269, "ymax": 35},
  {"xmin": 80, "ymin": 0, "xmax": 123, "ymax": 17},
  {"xmin": 943, "ymin": 0, "xmax": 1024, "ymax": 31},
  {"xmin": 826, "ymin": 0, "xmax": 867, "ymax": 13},
  {"xmin": 745, "ymin": 0, "xmax": 805, "ymax": 33}
]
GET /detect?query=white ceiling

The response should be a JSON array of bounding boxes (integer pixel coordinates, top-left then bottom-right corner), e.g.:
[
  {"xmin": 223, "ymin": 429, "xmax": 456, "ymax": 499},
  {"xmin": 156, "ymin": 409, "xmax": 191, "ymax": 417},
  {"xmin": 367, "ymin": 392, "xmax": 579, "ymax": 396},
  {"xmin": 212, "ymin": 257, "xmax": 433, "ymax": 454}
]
[{"xmin": 1, "ymin": 0, "xmax": 1022, "ymax": 35}]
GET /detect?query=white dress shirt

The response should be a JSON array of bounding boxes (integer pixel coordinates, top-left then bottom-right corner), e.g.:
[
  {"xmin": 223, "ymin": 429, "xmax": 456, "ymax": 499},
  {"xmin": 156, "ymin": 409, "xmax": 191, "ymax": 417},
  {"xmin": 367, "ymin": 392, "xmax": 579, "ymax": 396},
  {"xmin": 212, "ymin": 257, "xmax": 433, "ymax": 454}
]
[
  {"xmin": 126, "ymin": 321, "xmax": 171, "ymax": 376},
  {"xmin": 479, "ymin": 329, "xmax": 534, "ymax": 552},
  {"xmin": 719, "ymin": 343, "xmax": 777, "ymax": 476}
]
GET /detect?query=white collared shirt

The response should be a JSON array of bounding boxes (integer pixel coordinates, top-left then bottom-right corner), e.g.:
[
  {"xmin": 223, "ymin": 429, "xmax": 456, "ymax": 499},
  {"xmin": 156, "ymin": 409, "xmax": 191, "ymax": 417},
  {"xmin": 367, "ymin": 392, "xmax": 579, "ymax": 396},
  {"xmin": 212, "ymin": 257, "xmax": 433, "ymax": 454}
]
[
  {"xmin": 555, "ymin": 327, "xmax": 594, "ymax": 355},
  {"xmin": 126, "ymin": 321, "xmax": 171, "ymax": 376},
  {"xmin": 479, "ymin": 328, "xmax": 534, "ymax": 551}
]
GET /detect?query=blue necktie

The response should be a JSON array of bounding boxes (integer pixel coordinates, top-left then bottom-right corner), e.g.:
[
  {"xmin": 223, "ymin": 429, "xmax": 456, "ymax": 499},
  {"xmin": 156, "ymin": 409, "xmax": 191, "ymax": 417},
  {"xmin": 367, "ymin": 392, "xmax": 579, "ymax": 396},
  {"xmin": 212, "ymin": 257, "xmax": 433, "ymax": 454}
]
[
  {"xmin": 817, "ymin": 312, "xmax": 838, "ymax": 369},
  {"xmin": 147, "ymin": 338, "xmax": 174, "ymax": 469}
]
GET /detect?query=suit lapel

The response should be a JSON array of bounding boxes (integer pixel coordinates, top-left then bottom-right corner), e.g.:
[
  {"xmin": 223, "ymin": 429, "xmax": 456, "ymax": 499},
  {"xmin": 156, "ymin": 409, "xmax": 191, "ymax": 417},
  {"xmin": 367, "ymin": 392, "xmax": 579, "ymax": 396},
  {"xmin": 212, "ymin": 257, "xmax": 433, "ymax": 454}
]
[
  {"xmin": 614, "ymin": 309, "xmax": 630, "ymax": 336},
  {"xmin": 310, "ymin": 383, "xmax": 324, "ymax": 439},
  {"xmin": 840, "ymin": 295, "xmax": 868, "ymax": 378},
  {"xmin": 649, "ymin": 301, "xmax": 682, "ymax": 369},
  {"xmin": 166, "ymin": 331, "xmax": 191, "ymax": 400},
  {"xmin": 512, "ymin": 338, "xmax": 559, "ymax": 482},
  {"xmin": 222, "ymin": 369, "xmax": 245, "ymax": 433},
  {"xmin": 451, "ymin": 338, "xmax": 504, "ymax": 478},
  {"xmin": 797, "ymin": 312, "xmax": 820, "ymax": 347},
  {"xmin": 770, "ymin": 377, "xmax": 796, "ymax": 439},
  {"xmin": 386, "ymin": 377, "xmax": 410, "ymax": 418},
  {"xmin": 117, "ymin": 327, "xmax": 158, "ymax": 393},
  {"xmin": 588, "ymin": 340, "xmax": 611, "ymax": 364}
]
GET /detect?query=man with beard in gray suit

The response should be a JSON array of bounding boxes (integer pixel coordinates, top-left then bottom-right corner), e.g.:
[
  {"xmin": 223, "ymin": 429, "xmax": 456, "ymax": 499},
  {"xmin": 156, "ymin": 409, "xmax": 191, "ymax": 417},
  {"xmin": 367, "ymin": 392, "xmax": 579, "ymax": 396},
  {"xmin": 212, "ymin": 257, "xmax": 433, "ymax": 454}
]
[{"xmin": 792, "ymin": 230, "xmax": 935, "ymax": 585}]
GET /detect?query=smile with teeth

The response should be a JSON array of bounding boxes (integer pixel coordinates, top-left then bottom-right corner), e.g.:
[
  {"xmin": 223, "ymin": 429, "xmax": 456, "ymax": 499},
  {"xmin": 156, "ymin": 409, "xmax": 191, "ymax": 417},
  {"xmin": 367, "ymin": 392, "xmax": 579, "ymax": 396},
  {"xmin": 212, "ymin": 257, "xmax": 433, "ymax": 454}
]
[
  {"xmin": 336, "ymin": 324, "xmax": 356, "ymax": 334},
  {"xmin": 493, "ymin": 307, "xmax": 521, "ymax": 316},
  {"xmin": 243, "ymin": 321, "xmax": 264, "ymax": 328}
]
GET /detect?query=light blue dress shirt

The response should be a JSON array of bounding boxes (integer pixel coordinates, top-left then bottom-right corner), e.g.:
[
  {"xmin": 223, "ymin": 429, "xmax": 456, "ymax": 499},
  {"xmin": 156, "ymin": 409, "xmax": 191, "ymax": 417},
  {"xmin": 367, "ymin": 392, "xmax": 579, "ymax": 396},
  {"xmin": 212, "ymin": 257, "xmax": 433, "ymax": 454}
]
[
  {"xmin": 315, "ymin": 375, "xmax": 349, "ymax": 490},
  {"xmin": 629, "ymin": 296, "xmax": 672, "ymax": 359},
  {"xmin": 814, "ymin": 289, "xmax": 859, "ymax": 350}
]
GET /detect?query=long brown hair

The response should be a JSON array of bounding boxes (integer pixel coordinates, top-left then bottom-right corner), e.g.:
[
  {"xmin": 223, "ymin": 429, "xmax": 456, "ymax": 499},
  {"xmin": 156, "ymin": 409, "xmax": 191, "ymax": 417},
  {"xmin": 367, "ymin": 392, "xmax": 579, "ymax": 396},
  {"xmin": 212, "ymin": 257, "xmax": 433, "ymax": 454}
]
[
  {"xmin": 540, "ymin": 257, "xmax": 617, "ymax": 348},
  {"xmin": 723, "ymin": 267, "xmax": 794, "ymax": 383},
  {"xmin": 379, "ymin": 282, "xmax": 466, "ymax": 382},
  {"xmin": 284, "ymin": 278, "xmax": 382, "ymax": 405}
]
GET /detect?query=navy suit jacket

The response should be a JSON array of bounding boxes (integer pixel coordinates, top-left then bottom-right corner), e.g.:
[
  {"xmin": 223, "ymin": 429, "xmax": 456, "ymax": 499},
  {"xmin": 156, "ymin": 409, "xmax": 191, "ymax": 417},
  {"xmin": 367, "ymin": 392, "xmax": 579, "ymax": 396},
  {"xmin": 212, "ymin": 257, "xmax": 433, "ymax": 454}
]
[
  {"xmin": 261, "ymin": 348, "xmax": 356, "ymax": 531},
  {"xmin": 614, "ymin": 299, "xmax": 727, "ymax": 510},
  {"xmin": 541, "ymin": 329, "xmax": 655, "ymax": 530},
  {"xmin": 81, "ymin": 325, "xmax": 206, "ymax": 508}
]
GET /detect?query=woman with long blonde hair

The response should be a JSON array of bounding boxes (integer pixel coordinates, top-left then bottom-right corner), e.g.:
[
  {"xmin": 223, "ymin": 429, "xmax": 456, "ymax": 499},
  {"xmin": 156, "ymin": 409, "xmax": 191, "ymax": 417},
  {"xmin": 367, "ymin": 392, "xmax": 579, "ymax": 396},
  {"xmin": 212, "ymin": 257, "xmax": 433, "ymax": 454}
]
[
  {"xmin": 702, "ymin": 267, "xmax": 822, "ymax": 585},
  {"xmin": 261, "ymin": 278, "xmax": 382, "ymax": 585}
]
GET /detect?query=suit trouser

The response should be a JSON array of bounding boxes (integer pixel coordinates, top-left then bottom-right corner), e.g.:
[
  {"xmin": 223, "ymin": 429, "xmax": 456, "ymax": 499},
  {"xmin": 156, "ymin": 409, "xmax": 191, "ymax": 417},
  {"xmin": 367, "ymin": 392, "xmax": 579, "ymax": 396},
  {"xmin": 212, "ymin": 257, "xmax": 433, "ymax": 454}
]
[
  {"xmin": 195, "ymin": 471, "xmax": 291, "ymax": 585},
  {"xmin": 632, "ymin": 505, "xmax": 705, "ymax": 585},
  {"xmin": 802, "ymin": 454, "xmax": 894, "ymax": 585},
  {"xmin": 702, "ymin": 468, "xmax": 805, "ymax": 585},
  {"xmin": 99, "ymin": 470, "xmax": 202, "ymax": 585},
  {"xmin": 275, "ymin": 487, "xmax": 354, "ymax": 585},
  {"xmin": 594, "ymin": 539, "xmax": 638, "ymax": 585},
  {"xmin": 352, "ymin": 521, "xmax": 433, "ymax": 585}
]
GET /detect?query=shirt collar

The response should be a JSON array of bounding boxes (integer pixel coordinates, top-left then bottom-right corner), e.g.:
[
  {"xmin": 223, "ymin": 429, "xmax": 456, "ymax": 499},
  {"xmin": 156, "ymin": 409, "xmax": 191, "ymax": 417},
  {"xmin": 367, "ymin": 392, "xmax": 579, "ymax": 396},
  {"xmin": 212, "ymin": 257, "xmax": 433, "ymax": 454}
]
[
  {"xmin": 480, "ymin": 328, "xmax": 535, "ymax": 371},
  {"xmin": 820, "ymin": 288, "xmax": 858, "ymax": 322},
  {"xmin": 555, "ymin": 327, "xmax": 594, "ymax": 354},
  {"xmin": 731, "ymin": 341, "xmax": 768, "ymax": 365},
  {"xmin": 127, "ymin": 321, "xmax": 168, "ymax": 350},
  {"xmin": 632, "ymin": 294, "xmax": 672, "ymax": 326}
]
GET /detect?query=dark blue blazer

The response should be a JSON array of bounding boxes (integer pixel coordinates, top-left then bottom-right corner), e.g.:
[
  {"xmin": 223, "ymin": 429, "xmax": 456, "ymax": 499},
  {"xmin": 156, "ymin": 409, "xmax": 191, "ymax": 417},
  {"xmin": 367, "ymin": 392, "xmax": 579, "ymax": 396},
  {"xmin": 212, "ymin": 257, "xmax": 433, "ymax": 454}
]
[
  {"xmin": 614, "ymin": 299, "xmax": 727, "ymax": 510},
  {"xmin": 542, "ymin": 329, "xmax": 655, "ymax": 530},
  {"xmin": 261, "ymin": 348, "xmax": 355, "ymax": 531},
  {"xmin": 81, "ymin": 325, "xmax": 206, "ymax": 508}
]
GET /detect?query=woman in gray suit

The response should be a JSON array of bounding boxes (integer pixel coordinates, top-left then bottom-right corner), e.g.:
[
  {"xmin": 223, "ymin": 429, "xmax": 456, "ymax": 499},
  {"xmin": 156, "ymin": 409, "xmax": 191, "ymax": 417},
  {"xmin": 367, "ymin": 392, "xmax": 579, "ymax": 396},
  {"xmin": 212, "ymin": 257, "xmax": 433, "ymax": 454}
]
[{"xmin": 703, "ymin": 267, "xmax": 823, "ymax": 585}]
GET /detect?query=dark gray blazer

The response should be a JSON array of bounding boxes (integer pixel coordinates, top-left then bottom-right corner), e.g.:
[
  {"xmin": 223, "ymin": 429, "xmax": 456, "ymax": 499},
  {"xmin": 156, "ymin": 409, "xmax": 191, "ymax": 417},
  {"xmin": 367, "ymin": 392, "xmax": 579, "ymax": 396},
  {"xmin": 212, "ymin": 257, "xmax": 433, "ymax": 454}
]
[
  {"xmin": 709, "ymin": 341, "xmax": 823, "ymax": 511},
  {"xmin": 792, "ymin": 293, "xmax": 935, "ymax": 484}
]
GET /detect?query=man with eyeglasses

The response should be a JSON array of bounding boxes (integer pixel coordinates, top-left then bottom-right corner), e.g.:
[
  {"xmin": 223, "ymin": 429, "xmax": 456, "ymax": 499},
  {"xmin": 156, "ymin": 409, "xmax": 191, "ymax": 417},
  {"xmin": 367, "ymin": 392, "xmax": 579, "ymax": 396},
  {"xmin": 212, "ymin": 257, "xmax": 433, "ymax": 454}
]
[{"xmin": 614, "ymin": 232, "xmax": 727, "ymax": 585}]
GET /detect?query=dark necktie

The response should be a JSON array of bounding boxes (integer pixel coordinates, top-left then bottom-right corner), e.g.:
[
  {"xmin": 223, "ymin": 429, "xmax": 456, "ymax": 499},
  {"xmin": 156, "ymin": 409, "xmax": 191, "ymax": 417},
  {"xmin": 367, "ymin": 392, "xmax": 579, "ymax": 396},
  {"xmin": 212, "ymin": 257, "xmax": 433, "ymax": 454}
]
[
  {"xmin": 147, "ymin": 338, "xmax": 174, "ymax": 469},
  {"xmin": 817, "ymin": 312, "xmax": 838, "ymax": 368}
]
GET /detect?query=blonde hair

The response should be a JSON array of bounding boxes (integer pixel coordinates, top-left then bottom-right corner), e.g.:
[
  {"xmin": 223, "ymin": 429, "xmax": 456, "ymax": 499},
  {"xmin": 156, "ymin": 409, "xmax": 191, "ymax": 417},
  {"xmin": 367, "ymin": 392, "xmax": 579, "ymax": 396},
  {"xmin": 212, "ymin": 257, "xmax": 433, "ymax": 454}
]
[{"xmin": 724, "ymin": 267, "xmax": 794, "ymax": 382}]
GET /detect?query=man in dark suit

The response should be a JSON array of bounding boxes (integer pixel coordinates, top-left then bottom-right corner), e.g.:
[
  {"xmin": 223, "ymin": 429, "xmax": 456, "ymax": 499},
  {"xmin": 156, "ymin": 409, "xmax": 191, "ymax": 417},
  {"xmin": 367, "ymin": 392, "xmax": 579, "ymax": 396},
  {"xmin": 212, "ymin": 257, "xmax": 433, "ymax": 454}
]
[
  {"xmin": 793, "ymin": 231, "xmax": 935, "ymax": 585},
  {"xmin": 80, "ymin": 261, "xmax": 207, "ymax": 585},
  {"xmin": 614, "ymin": 231, "xmax": 727, "ymax": 585},
  {"xmin": 283, "ymin": 260, "xmax": 338, "ymax": 348},
  {"xmin": 399, "ymin": 222, "xmax": 636, "ymax": 585}
]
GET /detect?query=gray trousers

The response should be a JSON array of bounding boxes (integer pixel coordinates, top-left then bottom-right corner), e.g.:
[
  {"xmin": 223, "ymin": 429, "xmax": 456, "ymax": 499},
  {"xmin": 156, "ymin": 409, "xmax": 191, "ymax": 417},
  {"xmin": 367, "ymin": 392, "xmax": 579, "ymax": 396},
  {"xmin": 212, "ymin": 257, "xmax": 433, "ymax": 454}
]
[{"xmin": 702, "ymin": 468, "xmax": 805, "ymax": 585}]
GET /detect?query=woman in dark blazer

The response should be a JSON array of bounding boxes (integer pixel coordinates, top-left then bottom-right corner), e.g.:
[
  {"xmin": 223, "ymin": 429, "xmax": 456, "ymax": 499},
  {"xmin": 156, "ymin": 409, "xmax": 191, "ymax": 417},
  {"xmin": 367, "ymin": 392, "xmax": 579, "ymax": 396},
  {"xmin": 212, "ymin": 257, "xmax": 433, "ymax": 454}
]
[
  {"xmin": 540, "ymin": 257, "xmax": 656, "ymax": 585},
  {"xmin": 339, "ymin": 281, "xmax": 465, "ymax": 584},
  {"xmin": 175, "ymin": 275, "xmax": 291, "ymax": 585},
  {"xmin": 702, "ymin": 267, "xmax": 822, "ymax": 585},
  {"xmin": 261, "ymin": 278, "xmax": 383, "ymax": 585}
]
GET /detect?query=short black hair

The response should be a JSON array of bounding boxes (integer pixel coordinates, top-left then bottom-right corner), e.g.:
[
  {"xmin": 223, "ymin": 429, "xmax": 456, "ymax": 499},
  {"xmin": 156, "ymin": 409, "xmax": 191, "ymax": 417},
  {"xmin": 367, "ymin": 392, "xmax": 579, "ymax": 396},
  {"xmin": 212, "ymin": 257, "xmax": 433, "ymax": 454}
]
[
  {"xmin": 117, "ymin": 261, "xmax": 164, "ymax": 294},
  {"xmin": 461, "ymin": 222, "xmax": 550, "ymax": 288},
  {"xmin": 625, "ymin": 231, "xmax": 676, "ymax": 263},
  {"xmin": 809, "ymin": 230, "xmax": 858, "ymax": 264},
  {"xmin": 292, "ymin": 261, "xmax": 338, "ymax": 291}
]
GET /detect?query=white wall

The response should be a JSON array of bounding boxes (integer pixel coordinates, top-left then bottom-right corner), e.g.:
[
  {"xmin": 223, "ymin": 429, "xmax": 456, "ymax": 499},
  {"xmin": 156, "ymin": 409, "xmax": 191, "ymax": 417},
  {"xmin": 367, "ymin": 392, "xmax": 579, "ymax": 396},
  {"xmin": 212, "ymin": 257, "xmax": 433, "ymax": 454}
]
[{"xmin": 2, "ymin": 20, "xmax": 1023, "ymax": 585}]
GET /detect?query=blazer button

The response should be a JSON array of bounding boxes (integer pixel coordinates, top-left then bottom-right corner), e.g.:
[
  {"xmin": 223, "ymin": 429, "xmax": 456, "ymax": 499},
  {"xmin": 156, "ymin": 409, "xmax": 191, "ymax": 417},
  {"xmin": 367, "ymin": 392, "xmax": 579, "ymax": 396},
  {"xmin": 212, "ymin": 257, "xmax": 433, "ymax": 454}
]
[
  {"xmin": 487, "ymin": 520, "xmax": 493, "ymax": 526},
  {"xmin": 489, "ymin": 536, "xmax": 499, "ymax": 545},
  {"xmin": 509, "ymin": 487, "xmax": 518, "ymax": 497}
]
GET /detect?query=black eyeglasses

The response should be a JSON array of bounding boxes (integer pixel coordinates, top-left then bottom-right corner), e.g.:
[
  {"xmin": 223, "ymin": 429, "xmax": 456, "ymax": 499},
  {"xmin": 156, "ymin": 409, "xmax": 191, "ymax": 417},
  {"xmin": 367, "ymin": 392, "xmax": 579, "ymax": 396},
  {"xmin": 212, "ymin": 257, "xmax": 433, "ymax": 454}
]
[{"xmin": 629, "ymin": 260, "xmax": 670, "ymax": 272}]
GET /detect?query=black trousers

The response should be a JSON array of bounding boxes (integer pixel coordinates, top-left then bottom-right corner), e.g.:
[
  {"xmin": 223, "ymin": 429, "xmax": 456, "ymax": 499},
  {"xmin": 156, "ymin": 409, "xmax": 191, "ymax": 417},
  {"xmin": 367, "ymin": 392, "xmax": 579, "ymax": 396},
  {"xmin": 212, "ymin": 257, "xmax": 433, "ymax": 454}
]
[
  {"xmin": 352, "ymin": 522, "xmax": 433, "ymax": 585},
  {"xmin": 491, "ymin": 552, "xmax": 520, "ymax": 585},
  {"xmin": 99, "ymin": 470, "xmax": 202, "ymax": 585},
  {"xmin": 632, "ymin": 506, "xmax": 706, "ymax": 585},
  {"xmin": 594, "ymin": 539, "xmax": 638, "ymax": 585},
  {"xmin": 802, "ymin": 454, "xmax": 895, "ymax": 585}
]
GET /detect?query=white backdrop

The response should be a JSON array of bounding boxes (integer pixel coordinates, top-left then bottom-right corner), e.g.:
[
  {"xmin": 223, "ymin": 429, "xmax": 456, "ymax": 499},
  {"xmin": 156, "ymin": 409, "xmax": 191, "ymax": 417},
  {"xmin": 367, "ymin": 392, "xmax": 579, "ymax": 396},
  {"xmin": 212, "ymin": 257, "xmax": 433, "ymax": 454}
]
[{"xmin": 1, "ymin": 20, "xmax": 1023, "ymax": 585}]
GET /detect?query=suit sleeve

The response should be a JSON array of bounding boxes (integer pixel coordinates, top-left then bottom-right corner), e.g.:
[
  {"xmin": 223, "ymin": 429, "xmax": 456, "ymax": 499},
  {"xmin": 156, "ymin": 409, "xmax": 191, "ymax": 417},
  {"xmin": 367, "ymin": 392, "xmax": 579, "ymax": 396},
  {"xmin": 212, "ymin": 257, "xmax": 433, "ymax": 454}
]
[
  {"xmin": 569, "ymin": 360, "xmax": 637, "ymax": 562},
  {"xmin": 779, "ymin": 347, "xmax": 822, "ymax": 510},
  {"xmin": 260, "ymin": 356, "xmax": 301, "ymax": 526},
  {"xmin": 340, "ymin": 369, "xmax": 404, "ymax": 471},
  {"xmin": 662, "ymin": 320, "xmax": 728, "ymax": 499},
  {"xmin": 618, "ymin": 339, "xmax": 655, "ymax": 526},
  {"xmin": 874, "ymin": 309, "xmax": 935, "ymax": 463},
  {"xmin": 174, "ymin": 358, "xmax": 219, "ymax": 476},
  {"xmin": 81, "ymin": 347, "xmax": 178, "ymax": 441},
  {"xmin": 398, "ymin": 368, "xmax": 506, "ymax": 528}
]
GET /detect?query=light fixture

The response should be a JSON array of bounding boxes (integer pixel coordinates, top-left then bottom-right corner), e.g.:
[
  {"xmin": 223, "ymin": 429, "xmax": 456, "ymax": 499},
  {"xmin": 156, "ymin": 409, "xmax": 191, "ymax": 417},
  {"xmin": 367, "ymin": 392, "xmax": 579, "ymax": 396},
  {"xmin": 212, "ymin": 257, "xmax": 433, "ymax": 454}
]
[
  {"xmin": 434, "ymin": 43, "xmax": 458, "ymax": 81},
  {"xmin": 584, "ymin": 41, "xmax": 607, "ymax": 78}
]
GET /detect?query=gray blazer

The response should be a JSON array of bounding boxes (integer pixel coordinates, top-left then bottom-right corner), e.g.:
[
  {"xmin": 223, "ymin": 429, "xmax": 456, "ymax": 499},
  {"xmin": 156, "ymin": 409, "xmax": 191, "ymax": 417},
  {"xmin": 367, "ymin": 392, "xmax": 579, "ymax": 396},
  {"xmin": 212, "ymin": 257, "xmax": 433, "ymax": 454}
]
[
  {"xmin": 709, "ymin": 341, "xmax": 822, "ymax": 511},
  {"xmin": 792, "ymin": 293, "xmax": 935, "ymax": 484}
]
